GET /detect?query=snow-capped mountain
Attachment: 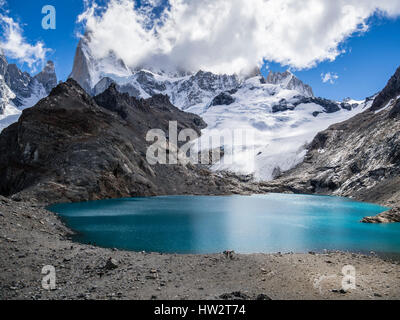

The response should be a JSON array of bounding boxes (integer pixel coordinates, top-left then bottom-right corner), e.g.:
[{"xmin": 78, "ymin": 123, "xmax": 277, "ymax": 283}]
[
  {"xmin": 0, "ymin": 53, "xmax": 57, "ymax": 132},
  {"xmin": 266, "ymin": 70, "xmax": 314, "ymax": 97},
  {"xmin": 69, "ymin": 39, "xmax": 369, "ymax": 181}
]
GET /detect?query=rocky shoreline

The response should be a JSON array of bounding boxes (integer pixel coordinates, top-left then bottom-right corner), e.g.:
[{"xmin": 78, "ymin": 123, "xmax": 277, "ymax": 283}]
[
  {"xmin": 361, "ymin": 207, "xmax": 400, "ymax": 224},
  {"xmin": 1, "ymin": 195, "xmax": 400, "ymax": 300}
]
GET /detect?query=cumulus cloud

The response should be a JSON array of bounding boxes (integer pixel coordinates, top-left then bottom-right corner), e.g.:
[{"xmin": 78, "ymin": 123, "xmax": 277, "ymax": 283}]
[
  {"xmin": 321, "ymin": 72, "xmax": 339, "ymax": 84},
  {"xmin": 78, "ymin": 0, "xmax": 400, "ymax": 75},
  {"xmin": 0, "ymin": 7, "xmax": 49, "ymax": 70}
]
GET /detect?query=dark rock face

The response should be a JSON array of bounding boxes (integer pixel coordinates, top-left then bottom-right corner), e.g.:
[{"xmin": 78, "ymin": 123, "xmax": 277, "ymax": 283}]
[
  {"xmin": 371, "ymin": 66, "xmax": 400, "ymax": 111},
  {"xmin": 388, "ymin": 98, "xmax": 400, "ymax": 119},
  {"xmin": 4, "ymin": 64, "xmax": 32, "ymax": 106},
  {"xmin": 272, "ymin": 99, "xmax": 295, "ymax": 113},
  {"xmin": 272, "ymin": 96, "xmax": 347, "ymax": 114},
  {"xmin": 0, "ymin": 80, "xmax": 252, "ymax": 203},
  {"xmin": 210, "ymin": 92, "xmax": 235, "ymax": 106},
  {"xmin": 293, "ymin": 97, "xmax": 341, "ymax": 113}
]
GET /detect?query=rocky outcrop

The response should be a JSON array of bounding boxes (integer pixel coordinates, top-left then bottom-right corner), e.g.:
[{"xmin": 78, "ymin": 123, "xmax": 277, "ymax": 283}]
[
  {"xmin": 271, "ymin": 96, "xmax": 357, "ymax": 115},
  {"xmin": 389, "ymin": 99, "xmax": 400, "ymax": 119},
  {"xmin": 370, "ymin": 66, "xmax": 400, "ymax": 112},
  {"xmin": 272, "ymin": 99, "xmax": 295, "ymax": 113},
  {"xmin": 266, "ymin": 70, "xmax": 314, "ymax": 97},
  {"xmin": 210, "ymin": 92, "xmax": 235, "ymax": 106},
  {"xmin": 0, "ymin": 80, "xmax": 256, "ymax": 203},
  {"xmin": 361, "ymin": 208, "xmax": 400, "ymax": 224}
]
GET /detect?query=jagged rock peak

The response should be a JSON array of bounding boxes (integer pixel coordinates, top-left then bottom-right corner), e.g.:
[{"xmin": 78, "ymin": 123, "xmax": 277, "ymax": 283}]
[
  {"xmin": 371, "ymin": 66, "xmax": 400, "ymax": 112},
  {"xmin": 70, "ymin": 36, "xmax": 131, "ymax": 95},
  {"xmin": 69, "ymin": 38, "xmax": 93, "ymax": 95},
  {"xmin": 266, "ymin": 70, "xmax": 314, "ymax": 97},
  {"xmin": 34, "ymin": 61, "xmax": 57, "ymax": 95},
  {"xmin": 49, "ymin": 78, "xmax": 91, "ymax": 100}
]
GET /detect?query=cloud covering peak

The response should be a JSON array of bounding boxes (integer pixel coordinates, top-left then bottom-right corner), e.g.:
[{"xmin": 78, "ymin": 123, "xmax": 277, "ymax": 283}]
[{"xmin": 78, "ymin": 0, "xmax": 400, "ymax": 75}]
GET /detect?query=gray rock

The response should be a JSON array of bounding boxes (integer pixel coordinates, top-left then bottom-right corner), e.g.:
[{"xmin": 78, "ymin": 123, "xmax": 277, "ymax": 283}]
[
  {"xmin": 219, "ymin": 291, "xmax": 250, "ymax": 300},
  {"xmin": 256, "ymin": 294, "xmax": 272, "ymax": 300},
  {"xmin": 104, "ymin": 258, "xmax": 119, "ymax": 270},
  {"xmin": 210, "ymin": 92, "xmax": 235, "ymax": 106}
]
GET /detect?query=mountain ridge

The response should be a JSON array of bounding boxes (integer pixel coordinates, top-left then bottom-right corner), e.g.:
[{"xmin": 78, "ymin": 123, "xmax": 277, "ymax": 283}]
[
  {"xmin": 69, "ymin": 39, "xmax": 366, "ymax": 180},
  {"xmin": 0, "ymin": 53, "xmax": 58, "ymax": 132},
  {"xmin": 0, "ymin": 79, "xmax": 256, "ymax": 203}
]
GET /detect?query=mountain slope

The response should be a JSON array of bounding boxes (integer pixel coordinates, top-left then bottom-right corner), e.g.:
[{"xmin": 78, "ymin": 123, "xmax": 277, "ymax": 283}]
[
  {"xmin": 0, "ymin": 79, "xmax": 255, "ymax": 203},
  {"xmin": 265, "ymin": 66, "xmax": 400, "ymax": 220}
]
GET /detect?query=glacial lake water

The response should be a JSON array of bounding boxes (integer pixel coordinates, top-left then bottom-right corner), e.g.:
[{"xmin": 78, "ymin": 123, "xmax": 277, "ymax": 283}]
[{"xmin": 49, "ymin": 194, "xmax": 400, "ymax": 254}]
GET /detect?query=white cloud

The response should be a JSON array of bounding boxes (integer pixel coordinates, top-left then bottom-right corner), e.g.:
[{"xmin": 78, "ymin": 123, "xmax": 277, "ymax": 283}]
[
  {"xmin": 78, "ymin": 0, "xmax": 400, "ymax": 75},
  {"xmin": 0, "ymin": 12, "xmax": 49, "ymax": 71},
  {"xmin": 321, "ymin": 72, "xmax": 339, "ymax": 84}
]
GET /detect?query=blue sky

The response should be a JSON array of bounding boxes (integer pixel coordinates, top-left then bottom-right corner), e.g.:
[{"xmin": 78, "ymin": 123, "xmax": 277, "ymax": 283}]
[{"xmin": 1, "ymin": 0, "xmax": 400, "ymax": 101}]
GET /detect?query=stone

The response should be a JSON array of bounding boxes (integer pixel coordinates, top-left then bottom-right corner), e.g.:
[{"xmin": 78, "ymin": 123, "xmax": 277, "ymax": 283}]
[
  {"xmin": 210, "ymin": 92, "xmax": 235, "ymax": 106},
  {"xmin": 256, "ymin": 294, "xmax": 272, "ymax": 300},
  {"xmin": 104, "ymin": 258, "xmax": 119, "ymax": 270},
  {"xmin": 219, "ymin": 291, "xmax": 250, "ymax": 300}
]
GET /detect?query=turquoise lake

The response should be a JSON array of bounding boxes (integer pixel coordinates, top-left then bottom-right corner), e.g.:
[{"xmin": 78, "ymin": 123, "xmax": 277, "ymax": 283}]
[{"xmin": 49, "ymin": 194, "xmax": 400, "ymax": 254}]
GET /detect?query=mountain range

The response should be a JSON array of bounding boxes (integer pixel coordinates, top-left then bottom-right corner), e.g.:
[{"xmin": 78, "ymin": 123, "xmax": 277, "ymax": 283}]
[
  {"xmin": 69, "ymin": 38, "xmax": 370, "ymax": 181},
  {"xmin": 0, "ymin": 52, "xmax": 58, "ymax": 131}
]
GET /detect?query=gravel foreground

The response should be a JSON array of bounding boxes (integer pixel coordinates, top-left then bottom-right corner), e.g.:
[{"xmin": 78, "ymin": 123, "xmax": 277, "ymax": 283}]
[{"xmin": 1, "ymin": 196, "xmax": 400, "ymax": 301}]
